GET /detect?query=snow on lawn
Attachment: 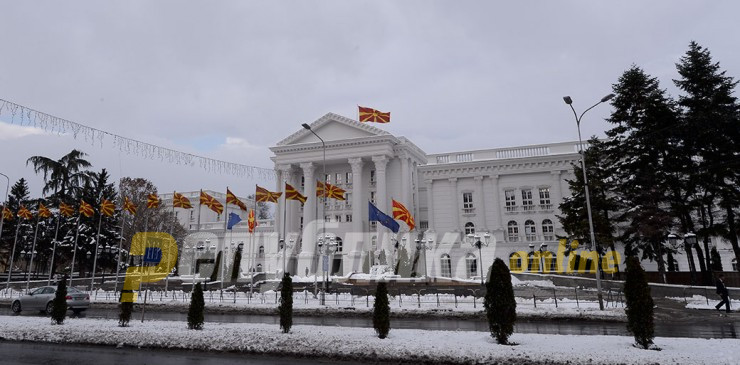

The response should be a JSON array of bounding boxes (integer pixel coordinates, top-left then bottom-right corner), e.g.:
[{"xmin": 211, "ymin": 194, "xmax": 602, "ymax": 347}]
[
  {"xmin": 0, "ymin": 316, "xmax": 737, "ymax": 364},
  {"xmin": 668, "ymin": 295, "xmax": 740, "ymax": 311}
]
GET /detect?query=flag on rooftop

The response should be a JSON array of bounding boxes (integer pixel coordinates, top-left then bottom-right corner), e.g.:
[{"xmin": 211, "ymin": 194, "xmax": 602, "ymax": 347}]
[{"xmin": 358, "ymin": 106, "xmax": 390, "ymax": 123}]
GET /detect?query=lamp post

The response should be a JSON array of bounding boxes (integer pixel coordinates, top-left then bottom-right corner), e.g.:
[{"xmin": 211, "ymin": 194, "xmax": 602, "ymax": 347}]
[
  {"xmin": 302, "ymin": 123, "xmax": 327, "ymax": 278},
  {"xmin": 562, "ymin": 93, "xmax": 614, "ymax": 310},
  {"xmin": 538, "ymin": 243, "xmax": 548, "ymax": 273},
  {"xmin": 466, "ymin": 232, "xmax": 491, "ymax": 284},
  {"xmin": 317, "ymin": 234, "xmax": 336, "ymax": 305},
  {"xmin": 0, "ymin": 172, "xmax": 10, "ymax": 251},
  {"xmin": 414, "ymin": 238, "xmax": 432, "ymax": 278},
  {"xmin": 280, "ymin": 237, "xmax": 294, "ymax": 275}
]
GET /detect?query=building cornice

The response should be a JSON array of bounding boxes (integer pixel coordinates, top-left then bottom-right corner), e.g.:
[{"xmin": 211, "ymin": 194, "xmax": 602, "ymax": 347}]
[{"xmin": 419, "ymin": 154, "xmax": 579, "ymax": 180}]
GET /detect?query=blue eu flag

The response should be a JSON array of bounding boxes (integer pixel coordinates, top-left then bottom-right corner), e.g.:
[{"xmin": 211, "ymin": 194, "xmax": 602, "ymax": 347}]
[
  {"xmin": 368, "ymin": 201, "xmax": 400, "ymax": 233},
  {"xmin": 227, "ymin": 212, "xmax": 242, "ymax": 230}
]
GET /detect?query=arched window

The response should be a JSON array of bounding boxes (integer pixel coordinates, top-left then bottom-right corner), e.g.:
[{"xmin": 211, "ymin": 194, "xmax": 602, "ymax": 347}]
[
  {"xmin": 464, "ymin": 222, "xmax": 475, "ymax": 235},
  {"xmin": 440, "ymin": 254, "xmax": 452, "ymax": 277},
  {"xmin": 509, "ymin": 252, "xmax": 523, "ymax": 271},
  {"xmin": 465, "ymin": 253, "xmax": 477, "ymax": 279},
  {"xmin": 335, "ymin": 237, "xmax": 343, "ymax": 253},
  {"xmin": 542, "ymin": 219, "xmax": 554, "ymax": 241},
  {"xmin": 256, "ymin": 264, "xmax": 263, "ymax": 272},
  {"xmin": 525, "ymin": 220, "xmax": 537, "ymax": 241},
  {"xmin": 507, "ymin": 221, "xmax": 519, "ymax": 242},
  {"xmin": 258, "ymin": 245, "xmax": 264, "ymax": 257},
  {"xmin": 527, "ymin": 251, "xmax": 539, "ymax": 271}
]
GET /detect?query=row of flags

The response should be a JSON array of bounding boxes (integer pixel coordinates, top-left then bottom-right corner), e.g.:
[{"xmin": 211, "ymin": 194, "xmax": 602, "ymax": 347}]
[{"xmin": 2, "ymin": 200, "xmax": 116, "ymax": 221}]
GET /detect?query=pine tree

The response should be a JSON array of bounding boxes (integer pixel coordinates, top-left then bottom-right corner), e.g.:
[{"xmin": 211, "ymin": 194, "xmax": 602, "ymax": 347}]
[
  {"xmin": 50, "ymin": 277, "xmax": 67, "ymax": 325},
  {"xmin": 118, "ymin": 295, "xmax": 133, "ymax": 327},
  {"xmin": 711, "ymin": 246, "xmax": 724, "ymax": 272},
  {"xmin": 1, "ymin": 179, "xmax": 33, "ymax": 269},
  {"xmin": 230, "ymin": 246, "xmax": 242, "ymax": 281},
  {"xmin": 372, "ymin": 281, "xmax": 390, "ymax": 339},
  {"xmin": 674, "ymin": 42, "xmax": 740, "ymax": 271},
  {"xmin": 210, "ymin": 251, "xmax": 222, "ymax": 282},
  {"xmin": 484, "ymin": 258, "xmax": 516, "ymax": 345},
  {"xmin": 278, "ymin": 273, "xmax": 293, "ymax": 333},
  {"xmin": 624, "ymin": 256, "xmax": 654, "ymax": 349},
  {"xmin": 187, "ymin": 282, "xmax": 205, "ymax": 330},
  {"xmin": 395, "ymin": 246, "xmax": 411, "ymax": 277},
  {"xmin": 378, "ymin": 250, "xmax": 387, "ymax": 266},
  {"xmin": 79, "ymin": 169, "xmax": 121, "ymax": 275}
]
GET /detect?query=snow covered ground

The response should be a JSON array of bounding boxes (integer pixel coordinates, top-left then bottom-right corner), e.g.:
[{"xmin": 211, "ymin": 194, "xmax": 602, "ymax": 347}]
[
  {"xmin": 668, "ymin": 295, "xmax": 740, "ymax": 311},
  {"xmin": 0, "ymin": 316, "xmax": 736, "ymax": 364}
]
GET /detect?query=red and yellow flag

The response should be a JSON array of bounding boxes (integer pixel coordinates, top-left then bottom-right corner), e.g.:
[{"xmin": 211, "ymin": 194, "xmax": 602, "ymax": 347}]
[
  {"xmin": 358, "ymin": 106, "xmax": 390, "ymax": 124},
  {"xmin": 18, "ymin": 206, "xmax": 33, "ymax": 220},
  {"xmin": 2, "ymin": 207, "xmax": 14, "ymax": 221},
  {"xmin": 59, "ymin": 202, "xmax": 75, "ymax": 217},
  {"xmin": 285, "ymin": 183, "xmax": 306, "ymax": 204},
  {"xmin": 226, "ymin": 188, "xmax": 247, "ymax": 211},
  {"xmin": 100, "ymin": 199, "xmax": 115, "ymax": 217},
  {"xmin": 79, "ymin": 200, "xmax": 94, "ymax": 218},
  {"xmin": 173, "ymin": 192, "xmax": 193, "ymax": 209},
  {"xmin": 247, "ymin": 209, "xmax": 257, "ymax": 233},
  {"xmin": 123, "ymin": 197, "xmax": 137, "ymax": 215},
  {"xmin": 392, "ymin": 199, "xmax": 415, "ymax": 231},
  {"xmin": 255, "ymin": 185, "xmax": 282, "ymax": 203},
  {"xmin": 200, "ymin": 191, "xmax": 224, "ymax": 215},
  {"xmin": 316, "ymin": 181, "xmax": 346, "ymax": 200},
  {"xmin": 38, "ymin": 203, "xmax": 52, "ymax": 219},
  {"xmin": 147, "ymin": 194, "xmax": 160, "ymax": 209}
]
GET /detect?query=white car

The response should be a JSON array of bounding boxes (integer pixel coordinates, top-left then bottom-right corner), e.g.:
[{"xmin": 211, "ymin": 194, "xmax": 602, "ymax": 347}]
[{"xmin": 11, "ymin": 286, "xmax": 90, "ymax": 315}]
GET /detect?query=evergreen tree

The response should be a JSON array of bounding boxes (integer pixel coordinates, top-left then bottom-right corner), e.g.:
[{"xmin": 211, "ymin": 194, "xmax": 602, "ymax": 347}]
[
  {"xmin": 79, "ymin": 169, "xmax": 121, "ymax": 275},
  {"xmin": 605, "ymin": 66, "xmax": 677, "ymax": 279},
  {"xmin": 484, "ymin": 258, "xmax": 516, "ymax": 345},
  {"xmin": 26, "ymin": 149, "xmax": 93, "ymax": 205},
  {"xmin": 711, "ymin": 246, "xmax": 724, "ymax": 272},
  {"xmin": 674, "ymin": 42, "xmax": 740, "ymax": 271},
  {"xmin": 278, "ymin": 273, "xmax": 293, "ymax": 333},
  {"xmin": 394, "ymin": 246, "xmax": 411, "ymax": 277},
  {"xmin": 119, "ymin": 297, "xmax": 134, "ymax": 327},
  {"xmin": 624, "ymin": 256, "xmax": 654, "ymax": 349},
  {"xmin": 187, "ymin": 282, "xmax": 205, "ymax": 330},
  {"xmin": 372, "ymin": 281, "xmax": 390, "ymax": 339},
  {"xmin": 50, "ymin": 277, "xmax": 67, "ymax": 325},
  {"xmin": 1, "ymin": 178, "xmax": 32, "ymax": 269},
  {"xmin": 362, "ymin": 252, "xmax": 370, "ymax": 274},
  {"xmin": 230, "ymin": 246, "xmax": 242, "ymax": 281},
  {"xmin": 210, "ymin": 251, "xmax": 222, "ymax": 282},
  {"xmin": 378, "ymin": 250, "xmax": 387, "ymax": 266}
]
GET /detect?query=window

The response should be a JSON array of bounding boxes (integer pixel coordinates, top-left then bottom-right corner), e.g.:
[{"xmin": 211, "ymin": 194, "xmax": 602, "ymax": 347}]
[
  {"xmin": 345, "ymin": 193, "xmax": 352, "ymax": 207},
  {"xmin": 334, "ymin": 215, "xmax": 341, "ymax": 222},
  {"xmin": 370, "ymin": 191, "xmax": 376, "ymax": 204},
  {"xmin": 345, "ymin": 214, "xmax": 352, "ymax": 222},
  {"xmin": 466, "ymin": 254, "xmax": 478, "ymax": 278},
  {"xmin": 325, "ymin": 215, "xmax": 331, "ymax": 222},
  {"xmin": 258, "ymin": 246, "xmax": 264, "ymax": 257},
  {"xmin": 371, "ymin": 236, "xmax": 377, "ymax": 250},
  {"xmin": 256, "ymin": 264, "xmax": 263, "ymax": 272},
  {"xmin": 462, "ymin": 192, "xmax": 474, "ymax": 213},
  {"xmin": 325, "ymin": 174, "xmax": 331, "ymax": 183},
  {"xmin": 346, "ymin": 172, "xmax": 353, "ymax": 185},
  {"xmin": 419, "ymin": 221, "xmax": 429, "ymax": 230},
  {"xmin": 542, "ymin": 219, "xmax": 554, "ymax": 241},
  {"xmin": 509, "ymin": 252, "xmax": 523, "ymax": 270},
  {"xmin": 335, "ymin": 173, "xmax": 343, "ymax": 185},
  {"xmin": 335, "ymin": 237, "xmax": 343, "ymax": 253},
  {"xmin": 522, "ymin": 189, "xmax": 534, "ymax": 211},
  {"xmin": 528, "ymin": 252, "xmax": 539, "ymax": 271},
  {"xmin": 370, "ymin": 170, "xmax": 376, "ymax": 185},
  {"xmin": 301, "ymin": 176, "xmax": 305, "ymax": 189},
  {"xmin": 190, "ymin": 211, "xmax": 194, "ymax": 221},
  {"xmin": 525, "ymin": 220, "xmax": 537, "ymax": 241},
  {"xmin": 370, "ymin": 221, "xmax": 377, "ymax": 229},
  {"xmin": 505, "ymin": 190, "xmax": 517, "ymax": 211},
  {"xmin": 465, "ymin": 222, "xmax": 475, "ymax": 235},
  {"xmin": 539, "ymin": 187, "xmax": 551, "ymax": 209},
  {"xmin": 507, "ymin": 221, "xmax": 519, "ymax": 242},
  {"xmin": 440, "ymin": 254, "xmax": 452, "ymax": 277},
  {"xmin": 217, "ymin": 214, "xmax": 221, "ymax": 222}
]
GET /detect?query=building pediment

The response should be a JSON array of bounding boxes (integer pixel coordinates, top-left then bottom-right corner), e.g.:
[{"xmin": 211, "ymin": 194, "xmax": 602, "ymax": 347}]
[{"xmin": 275, "ymin": 112, "xmax": 390, "ymax": 147}]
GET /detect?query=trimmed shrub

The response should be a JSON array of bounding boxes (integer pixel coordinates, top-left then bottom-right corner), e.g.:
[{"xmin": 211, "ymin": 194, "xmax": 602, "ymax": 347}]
[
  {"xmin": 210, "ymin": 251, "xmax": 222, "ymax": 282},
  {"xmin": 187, "ymin": 282, "xmax": 205, "ymax": 330},
  {"xmin": 50, "ymin": 278, "xmax": 68, "ymax": 325},
  {"xmin": 373, "ymin": 281, "xmax": 390, "ymax": 339},
  {"xmin": 484, "ymin": 258, "xmax": 516, "ymax": 344},
  {"xmin": 711, "ymin": 246, "xmax": 723, "ymax": 272},
  {"xmin": 624, "ymin": 256, "xmax": 654, "ymax": 349},
  {"xmin": 119, "ymin": 296, "xmax": 134, "ymax": 327},
  {"xmin": 231, "ymin": 248, "xmax": 242, "ymax": 281},
  {"xmin": 278, "ymin": 273, "xmax": 293, "ymax": 333}
]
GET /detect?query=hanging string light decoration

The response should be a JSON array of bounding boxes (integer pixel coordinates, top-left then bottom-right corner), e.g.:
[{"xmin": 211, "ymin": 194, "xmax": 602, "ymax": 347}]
[{"xmin": 0, "ymin": 98, "xmax": 275, "ymax": 180}]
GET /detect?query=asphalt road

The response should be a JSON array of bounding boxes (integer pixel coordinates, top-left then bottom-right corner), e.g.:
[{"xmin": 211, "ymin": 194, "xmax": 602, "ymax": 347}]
[{"xmin": 0, "ymin": 341, "xmax": 354, "ymax": 365}]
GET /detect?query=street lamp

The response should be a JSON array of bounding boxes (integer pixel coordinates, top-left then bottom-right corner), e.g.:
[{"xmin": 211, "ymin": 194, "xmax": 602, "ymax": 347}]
[
  {"xmin": 0, "ymin": 172, "xmax": 10, "ymax": 253},
  {"xmin": 562, "ymin": 93, "xmax": 614, "ymax": 310},
  {"xmin": 466, "ymin": 232, "xmax": 491, "ymax": 284},
  {"xmin": 316, "ymin": 234, "xmax": 337, "ymax": 305},
  {"xmin": 302, "ymin": 123, "xmax": 327, "ymax": 278},
  {"xmin": 414, "ymin": 238, "xmax": 432, "ymax": 278}
]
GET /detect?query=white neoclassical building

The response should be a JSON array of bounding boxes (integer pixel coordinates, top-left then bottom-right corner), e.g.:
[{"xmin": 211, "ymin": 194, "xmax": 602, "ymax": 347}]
[{"xmin": 173, "ymin": 112, "xmax": 738, "ymax": 279}]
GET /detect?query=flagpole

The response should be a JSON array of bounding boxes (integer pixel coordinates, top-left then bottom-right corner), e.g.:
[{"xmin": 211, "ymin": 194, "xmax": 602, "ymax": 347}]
[
  {"xmin": 167, "ymin": 191, "xmax": 176, "ymax": 294},
  {"xmin": 5, "ymin": 219, "xmax": 22, "ymax": 292},
  {"xmin": 26, "ymin": 212, "xmax": 41, "ymax": 292},
  {"xmin": 221, "ymin": 187, "xmax": 229, "ymax": 290},
  {"xmin": 69, "ymin": 212, "xmax": 82, "ymax": 287},
  {"xmin": 281, "ymin": 180, "xmax": 288, "ymax": 275},
  {"xmin": 90, "ymin": 208, "xmax": 103, "ymax": 292},
  {"xmin": 139, "ymin": 211, "xmax": 149, "ymax": 322},
  {"xmin": 47, "ymin": 211, "xmax": 63, "ymax": 285},
  {"xmin": 248, "ymin": 186, "xmax": 256, "ymax": 296},
  {"xmin": 114, "ymin": 212, "xmax": 126, "ymax": 294},
  {"xmin": 197, "ymin": 189, "xmax": 202, "ymax": 231}
]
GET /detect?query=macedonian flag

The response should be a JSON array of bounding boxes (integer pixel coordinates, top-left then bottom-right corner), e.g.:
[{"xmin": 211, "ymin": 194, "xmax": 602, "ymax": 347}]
[
  {"xmin": 2, "ymin": 207, "xmax": 14, "ymax": 221},
  {"xmin": 392, "ymin": 199, "xmax": 415, "ymax": 231},
  {"xmin": 247, "ymin": 209, "xmax": 257, "ymax": 233},
  {"xmin": 18, "ymin": 206, "xmax": 33, "ymax": 220},
  {"xmin": 255, "ymin": 185, "xmax": 282, "ymax": 203},
  {"xmin": 38, "ymin": 203, "xmax": 52, "ymax": 219},
  {"xmin": 226, "ymin": 188, "xmax": 247, "ymax": 211},
  {"xmin": 147, "ymin": 194, "xmax": 160, "ymax": 209},
  {"xmin": 316, "ymin": 181, "xmax": 346, "ymax": 201},
  {"xmin": 285, "ymin": 183, "xmax": 306, "ymax": 204},
  {"xmin": 200, "ymin": 190, "xmax": 224, "ymax": 215},
  {"xmin": 79, "ymin": 200, "xmax": 95, "ymax": 218},
  {"xmin": 100, "ymin": 199, "xmax": 115, "ymax": 217},
  {"xmin": 59, "ymin": 202, "xmax": 75, "ymax": 217},
  {"xmin": 173, "ymin": 192, "xmax": 193, "ymax": 209},
  {"xmin": 358, "ymin": 106, "xmax": 390, "ymax": 124},
  {"xmin": 123, "ymin": 197, "xmax": 137, "ymax": 215}
]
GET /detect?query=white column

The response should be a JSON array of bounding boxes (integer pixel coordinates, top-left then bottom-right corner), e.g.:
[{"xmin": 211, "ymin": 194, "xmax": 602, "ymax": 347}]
[
  {"xmin": 551, "ymin": 170, "xmax": 563, "ymax": 207},
  {"xmin": 275, "ymin": 168, "xmax": 284, "ymax": 237},
  {"xmin": 489, "ymin": 175, "xmax": 502, "ymax": 230},
  {"xmin": 300, "ymin": 163, "xmax": 316, "ymax": 255},
  {"xmin": 425, "ymin": 179, "xmax": 434, "ymax": 232},
  {"xmin": 449, "ymin": 177, "xmax": 460, "ymax": 231},
  {"xmin": 349, "ymin": 158, "xmax": 364, "ymax": 235},
  {"xmin": 372, "ymin": 155, "xmax": 390, "ymax": 255},
  {"xmin": 474, "ymin": 176, "xmax": 487, "ymax": 230},
  {"xmin": 400, "ymin": 153, "xmax": 411, "ymax": 208},
  {"xmin": 279, "ymin": 165, "xmax": 295, "ymax": 235}
]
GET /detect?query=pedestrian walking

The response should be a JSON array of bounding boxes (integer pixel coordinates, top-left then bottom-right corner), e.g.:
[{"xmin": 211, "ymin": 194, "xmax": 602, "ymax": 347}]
[{"xmin": 715, "ymin": 274, "xmax": 731, "ymax": 313}]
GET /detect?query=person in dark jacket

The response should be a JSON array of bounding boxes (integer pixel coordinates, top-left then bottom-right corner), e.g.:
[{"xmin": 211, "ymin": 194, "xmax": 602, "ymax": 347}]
[{"xmin": 715, "ymin": 274, "xmax": 731, "ymax": 313}]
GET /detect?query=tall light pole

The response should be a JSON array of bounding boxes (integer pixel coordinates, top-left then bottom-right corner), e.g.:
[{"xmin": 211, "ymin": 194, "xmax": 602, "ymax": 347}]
[
  {"xmin": 466, "ymin": 233, "xmax": 491, "ymax": 285},
  {"xmin": 0, "ymin": 172, "xmax": 10, "ymax": 247},
  {"xmin": 563, "ymin": 93, "xmax": 614, "ymax": 311},
  {"xmin": 302, "ymin": 123, "xmax": 326, "ymax": 277}
]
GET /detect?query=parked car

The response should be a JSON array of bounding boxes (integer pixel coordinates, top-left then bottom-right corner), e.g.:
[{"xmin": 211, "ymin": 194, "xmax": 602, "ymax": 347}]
[{"xmin": 11, "ymin": 286, "xmax": 90, "ymax": 315}]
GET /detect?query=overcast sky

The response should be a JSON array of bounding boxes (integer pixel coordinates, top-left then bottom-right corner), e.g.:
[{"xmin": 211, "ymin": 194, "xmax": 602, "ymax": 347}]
[{"xmin": 1, "ymin": 0, "xmax": 738, "ymax": 199}]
